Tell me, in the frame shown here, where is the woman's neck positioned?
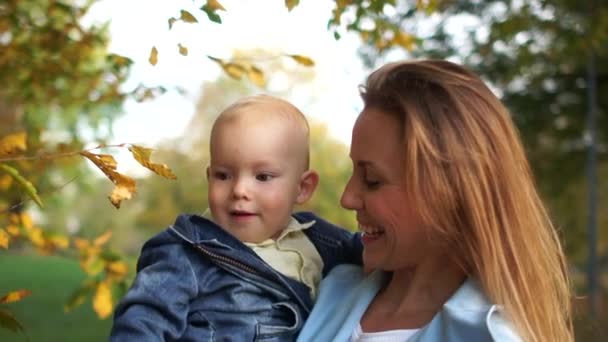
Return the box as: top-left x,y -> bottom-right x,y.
361,256 -> 466,331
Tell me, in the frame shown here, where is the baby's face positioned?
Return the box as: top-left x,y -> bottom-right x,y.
207,116 -> 307,243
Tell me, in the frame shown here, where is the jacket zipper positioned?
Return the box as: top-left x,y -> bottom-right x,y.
195,245 -> 260,275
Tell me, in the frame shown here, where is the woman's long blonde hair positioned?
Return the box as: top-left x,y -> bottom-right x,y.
361,60 -> 573,342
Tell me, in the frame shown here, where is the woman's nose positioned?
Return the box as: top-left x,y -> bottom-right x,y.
340,177 -> 362,210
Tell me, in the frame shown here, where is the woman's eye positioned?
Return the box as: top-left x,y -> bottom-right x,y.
256,174 -> 273,182
364,179 -> 381,189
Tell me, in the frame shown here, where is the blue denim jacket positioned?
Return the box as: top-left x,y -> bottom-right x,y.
109,212 -> 362,341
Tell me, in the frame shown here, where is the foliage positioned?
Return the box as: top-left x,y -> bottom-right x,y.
344,0 -> 608,267
0,254 -> 113,342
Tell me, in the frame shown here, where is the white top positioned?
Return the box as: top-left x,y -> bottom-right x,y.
349,324 -> 420,342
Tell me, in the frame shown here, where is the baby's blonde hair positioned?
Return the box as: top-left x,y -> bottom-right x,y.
211,94 -> 311,170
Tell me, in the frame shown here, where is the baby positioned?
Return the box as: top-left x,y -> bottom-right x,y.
110,95 -> 362,341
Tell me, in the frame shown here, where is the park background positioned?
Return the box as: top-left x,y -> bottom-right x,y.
0,0 -> 606,340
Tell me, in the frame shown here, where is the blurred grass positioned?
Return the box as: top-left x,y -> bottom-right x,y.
0,253 -> 111,342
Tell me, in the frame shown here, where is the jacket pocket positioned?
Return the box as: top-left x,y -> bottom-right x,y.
185,311 -> 215,341
254,302 -> 301,341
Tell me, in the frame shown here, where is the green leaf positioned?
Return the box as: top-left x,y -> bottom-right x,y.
201,4 -> 222,24
0,309 -> 24,333
64,281 -> 96,312
285,0 -> 300,12
0,164 -> 43,208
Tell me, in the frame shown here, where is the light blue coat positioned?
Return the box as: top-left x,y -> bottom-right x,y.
297,265 -> 523,341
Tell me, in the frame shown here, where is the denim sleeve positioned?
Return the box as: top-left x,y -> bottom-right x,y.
296,212 -> 363,273
109,238 -> 198,341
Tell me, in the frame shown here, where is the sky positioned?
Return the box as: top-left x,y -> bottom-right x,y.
84,0 -> 371,173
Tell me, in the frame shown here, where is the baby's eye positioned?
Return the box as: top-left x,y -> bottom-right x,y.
214,171 -> 229,180
256,174 -> 274,182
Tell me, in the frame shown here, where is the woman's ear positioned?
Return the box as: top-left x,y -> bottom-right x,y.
296,169 -> 319,205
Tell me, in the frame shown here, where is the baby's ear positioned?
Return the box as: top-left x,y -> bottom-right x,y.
296,170 -> 319,204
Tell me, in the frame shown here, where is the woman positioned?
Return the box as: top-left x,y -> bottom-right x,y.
297,60 -> 573,341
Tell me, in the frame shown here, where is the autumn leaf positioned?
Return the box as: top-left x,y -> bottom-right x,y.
93,281 -> 113,319
0,290 -> 31,304
287,54 -> 315,66
64,281 -> 96,312
149,46 -> 158,66
129,145 -> 177,180
80,151 -> 137,208
5,225 -> 19,237
0,309 -> 25,333
180,10 -> 198,23
285,0 -> 300,12
0,131 -> 26,156
108,182 -> 135,209
0,229 -> 9,249
168,17 -> 177,29
93,230 -> 113,247
106,261 -> 128,279
207,0 -> 226,11
178,43 -> 188,56
0,174 -> 12,190
247,66 -> 266,87
223,63 -> 248,80
0,164 -> 43,208
393,31 -> 416,51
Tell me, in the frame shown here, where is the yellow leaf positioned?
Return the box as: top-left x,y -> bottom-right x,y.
285,0 -> 300,12
80,151 -> 138,208
0,174 -> 13,190
180,10 -> 198,23
49,235 -> 70,249
93,282 -> 113,319
148,46 -> 158,66
207,0 -> 226,11
0,132 -> 26,156
0,289 -> 31,304
222,62 -> 247,80
93,230 -> 113,247
20,213 -> 33,229
129,145 -> 177,180
247,66 -> 266,87
73,237 -> 90,251
109,183 -> 135,209
393,31 -> 416,51
98,154 -> 117,170
6,225 -> 20,237
106,261 -> 128,278
178,43 -> 188,56
287,54 -> 314,66
0,229 -> 9,249
82,255 -> 105,276
27,227 -> 45,247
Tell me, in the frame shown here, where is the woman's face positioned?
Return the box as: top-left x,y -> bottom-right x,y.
341,107 -> 432,272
